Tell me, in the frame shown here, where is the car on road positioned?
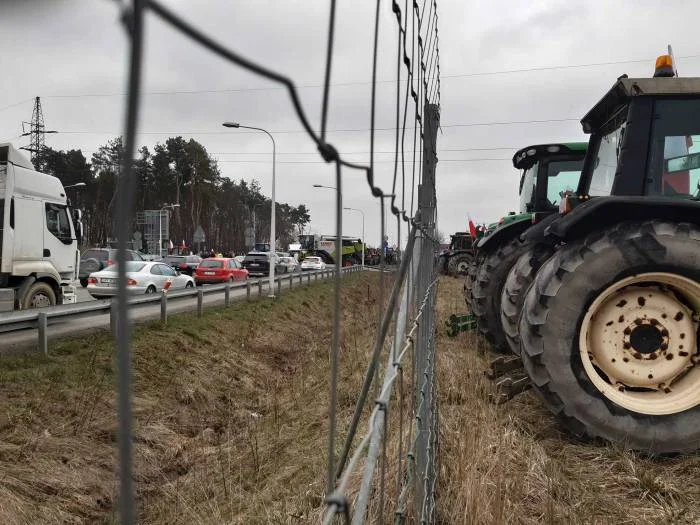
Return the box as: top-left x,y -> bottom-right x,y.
279,256 -> 300,273
241,251 -> 285,277
162,254 -> 202,276
79,248 -> 144,287
301,256 -> 326,271
86,261 -> 194,298
194,258 -> 249,285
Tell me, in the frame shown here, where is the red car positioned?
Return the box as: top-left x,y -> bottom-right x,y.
194,258 -> 249,285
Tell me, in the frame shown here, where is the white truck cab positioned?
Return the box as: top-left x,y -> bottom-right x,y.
0,143 -> 82,311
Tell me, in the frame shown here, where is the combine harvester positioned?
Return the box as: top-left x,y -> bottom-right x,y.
484,51 -> 699,454
297,233 -> 365,266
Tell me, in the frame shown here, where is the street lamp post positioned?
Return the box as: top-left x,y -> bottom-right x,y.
223,122 -> 276,298
343,207 -> 365,268
158,203 -> 180,258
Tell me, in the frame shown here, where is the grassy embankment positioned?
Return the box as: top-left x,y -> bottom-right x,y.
0,272 -> 393,524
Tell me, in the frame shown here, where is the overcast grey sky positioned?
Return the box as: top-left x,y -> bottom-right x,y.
2,0 -> 700,245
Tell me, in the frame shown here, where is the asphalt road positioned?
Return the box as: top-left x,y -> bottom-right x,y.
1,271 -> 330,353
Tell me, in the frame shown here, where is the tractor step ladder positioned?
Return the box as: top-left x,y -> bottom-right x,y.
484,355 -> 532,404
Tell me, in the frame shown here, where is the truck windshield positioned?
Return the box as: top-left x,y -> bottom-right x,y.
518,163 -> 537,213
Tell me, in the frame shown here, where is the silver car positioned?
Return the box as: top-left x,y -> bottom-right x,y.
87,261 -> 195,298
279,256 -> 300,273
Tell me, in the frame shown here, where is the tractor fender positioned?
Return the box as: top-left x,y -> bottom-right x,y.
546,196 -> 700,242
520,212 -> 558,245
476,218 -> 532,254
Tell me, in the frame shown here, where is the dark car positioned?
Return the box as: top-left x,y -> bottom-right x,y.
240,251 -> 285,277
79,248 -> 144,287
162,255 -> 202,276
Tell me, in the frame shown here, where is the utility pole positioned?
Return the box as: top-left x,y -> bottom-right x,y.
20,97 -> 57,170
414,103 -> 439,519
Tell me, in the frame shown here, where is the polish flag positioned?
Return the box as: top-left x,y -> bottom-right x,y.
468,216 -> 478,240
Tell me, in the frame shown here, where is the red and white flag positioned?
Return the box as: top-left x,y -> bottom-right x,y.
468,215 -> 478,239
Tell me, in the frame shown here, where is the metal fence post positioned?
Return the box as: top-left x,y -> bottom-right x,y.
197,290 -> 203,317
225,282 -> 231,307
258,280 -> 263,296
246,280 -> 251,300
160,291 -> 167,324
277,277 -> 282,294
38,312 -> 48,355
299,273 -> 303,285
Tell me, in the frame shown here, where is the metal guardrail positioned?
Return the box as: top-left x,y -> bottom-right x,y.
0,266 -> 364,350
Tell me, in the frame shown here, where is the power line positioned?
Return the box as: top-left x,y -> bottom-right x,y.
53,117 -> 579,137
212,158 -> 509,164
2,54 -> 697,112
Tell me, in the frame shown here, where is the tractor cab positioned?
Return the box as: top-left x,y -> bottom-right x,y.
449,232 -> 473,251
513,142 -> 587,219
554,53 -> 700,237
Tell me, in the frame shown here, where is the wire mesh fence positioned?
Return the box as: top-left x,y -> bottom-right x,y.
108,0 -> 441,522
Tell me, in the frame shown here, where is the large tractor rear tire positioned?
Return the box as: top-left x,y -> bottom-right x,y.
472,237 -> 529,353
519,221 -> 700,454
463,255 -> 481,310
447,252 -> 472,277
500,244 -> 555,354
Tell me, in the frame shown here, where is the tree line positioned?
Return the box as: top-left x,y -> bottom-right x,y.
38,137 -> 310,254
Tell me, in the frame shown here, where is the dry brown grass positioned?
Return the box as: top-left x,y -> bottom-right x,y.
0,273 -> 389,524
3,272 -> 696,524
436,275 -> 700,525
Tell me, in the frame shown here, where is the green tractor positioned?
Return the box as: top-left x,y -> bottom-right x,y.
507,53 -> 700,454
466,142 -> 587,352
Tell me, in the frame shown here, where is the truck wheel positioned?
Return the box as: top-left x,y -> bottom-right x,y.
22,282 -> 56,309
519,220 -> 700,454
448,253 -> 472,277
472,237 -> 529,353
80,278 -> 88,288
500,244 -> 555,354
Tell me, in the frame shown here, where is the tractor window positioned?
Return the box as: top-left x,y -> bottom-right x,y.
589,123 -> 626,196
518,163 -> 537,213
546,159 -> 585,207
646,99 -> 700,198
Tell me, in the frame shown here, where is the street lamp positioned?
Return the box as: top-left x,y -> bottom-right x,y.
63,182 -> 87,190
343,207 -> 365,268
223,121 -> 277,298
159,203 -> 180,258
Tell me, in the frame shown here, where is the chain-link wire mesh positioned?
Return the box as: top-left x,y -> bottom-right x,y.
108,1 -> 441,522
